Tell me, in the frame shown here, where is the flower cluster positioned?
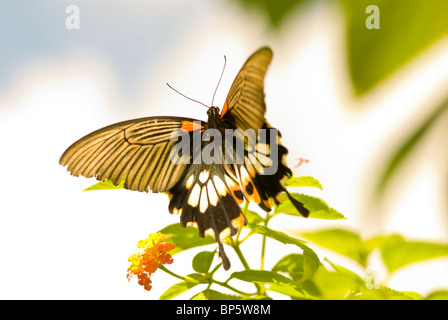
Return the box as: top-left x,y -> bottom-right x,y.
127,233 -> 175,291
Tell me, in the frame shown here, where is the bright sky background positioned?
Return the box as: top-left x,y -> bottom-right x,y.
0,1 -> 447,299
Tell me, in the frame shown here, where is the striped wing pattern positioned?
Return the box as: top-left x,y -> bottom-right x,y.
222,47 -> 273,131
59,117 -> 205,193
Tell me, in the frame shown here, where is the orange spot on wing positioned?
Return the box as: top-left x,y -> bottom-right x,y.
220,101 -> 228,118
181,121 -> 204,132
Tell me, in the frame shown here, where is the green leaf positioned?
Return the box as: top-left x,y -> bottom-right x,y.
299,228 -> 368,267
249,224 -> 319,282
234,0 -> 306,27
244,209 -> 264,224
363,235 -> 389,254
230,270 -> 294,285
275,193 -> 345,220
348,286 -> 423,300
266,283 -> 307,299
284,176 -> 323,189
191,289 -> 242,300
325,259 -> 365,285
82,175 -> 126,191
376,97 -> 448,196
312,266 -> 364,300
249,224 -> 307,249
159,273 -> 207,300
425,290 -> 448,300
342,0 -> 448,95
272,254 -> 306,281
240,295 -> 273,300
158,224 -> 215,255
379,235 -> 448,273
271,254 -> 319,299
159,281 -> 197,300
192,251 -> 216,274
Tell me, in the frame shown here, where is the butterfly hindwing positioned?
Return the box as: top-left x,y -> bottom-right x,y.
167,163 -> 246,270
233,122 -> 309,217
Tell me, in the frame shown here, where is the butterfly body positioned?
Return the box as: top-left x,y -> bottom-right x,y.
60,47 -> 309,270
205,106 -> 224,130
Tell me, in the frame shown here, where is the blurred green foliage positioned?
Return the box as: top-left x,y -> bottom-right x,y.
341,0 -> 448,94
376,97 -> 448,195
232,0 -> 448,211
300,228 -> 448,274
233,0 -> 306,26
156,223 -> 448,300
233,0 -> 448,94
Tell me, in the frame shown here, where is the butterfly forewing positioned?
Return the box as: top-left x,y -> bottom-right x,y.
221,47 -> 273,131
59,117 -> 205,193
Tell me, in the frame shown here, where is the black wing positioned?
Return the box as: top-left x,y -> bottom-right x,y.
167,161 -> 246,270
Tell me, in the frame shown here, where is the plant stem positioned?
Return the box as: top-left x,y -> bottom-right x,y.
158,264 -> 255,296
230,237 -> 251,270
211,279 -> 256,296
158,264 -> 187,282
260,211 -> 271,270
231,201 -> 251,270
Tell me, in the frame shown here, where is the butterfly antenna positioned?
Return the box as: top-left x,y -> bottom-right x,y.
211,55 -> 227,107
166,83 -> 209,109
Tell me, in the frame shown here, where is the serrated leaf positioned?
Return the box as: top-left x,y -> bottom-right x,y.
284,176 -> 323,189
299,228 -> 368,267
158,223 -> 215,255
192,251 -> 216,274
275,193 -> 345,220
230,270 -> 293,285
191,289 -> 242,300
348,286 -> 423,300
83,175 -> 126,191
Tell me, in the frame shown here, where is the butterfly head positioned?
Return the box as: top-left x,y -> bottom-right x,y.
206,106 -> 222,129
207,106 -> 221,119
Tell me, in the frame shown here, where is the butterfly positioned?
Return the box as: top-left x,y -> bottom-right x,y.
59,47 -> 309,270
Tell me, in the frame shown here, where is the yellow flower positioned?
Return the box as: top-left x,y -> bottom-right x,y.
127,233 -> 175,292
